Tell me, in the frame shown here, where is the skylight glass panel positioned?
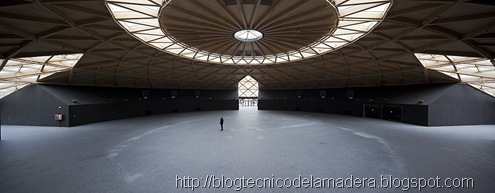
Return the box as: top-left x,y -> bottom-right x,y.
333,28 -> 363,35
108,0 -> 154,5
124,19 -> 160,27
108,4 -> 131,13
194,52 -> 208,59
224,59 -> 235,64
368,3 -> 390,12
153,38 -> 174,45
265,56 -> 276,63
150,42 -> 171,49
278,54 -> 289,62
474,60 -> 492,66
237,60 -> 248,65
196,54 -> 209,61
181,49 -> 197,57
313,43 -> 333,53
0,53 -> 84,98
254,57 -> 264,63
142,5 -> 160,12
114,12 -> 151,19
234,29 -> 263,42
440,72 -> 459,79
119,21 -> 140,29
339,3 -> 383,17
139,29 -> 167,36
135,33 -> 161,42
0,82 -> 29,99
344,11 -> 385,19
210,57 -> 221,63
459,74 -> 480,82
415,53 -> 495,97
297,53 -> 313,59
478,66 -> 494,72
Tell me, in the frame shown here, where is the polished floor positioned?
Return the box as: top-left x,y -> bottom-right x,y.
0,107 -> 494,193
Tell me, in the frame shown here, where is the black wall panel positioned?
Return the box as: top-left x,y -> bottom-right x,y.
428,85 -> 495,126
2,84 -> 493,127
259,84 -> 493,126
401,105 -> 428,126
0,84 -> 238,127
0,85 -> 69,127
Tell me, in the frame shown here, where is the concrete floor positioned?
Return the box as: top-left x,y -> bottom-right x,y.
0,107 -> 494,193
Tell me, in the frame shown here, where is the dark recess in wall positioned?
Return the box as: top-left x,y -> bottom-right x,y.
258,84 -> 495,126
0,84 -> 238,127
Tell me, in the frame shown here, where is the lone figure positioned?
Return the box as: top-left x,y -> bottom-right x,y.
219,117 -> 224,131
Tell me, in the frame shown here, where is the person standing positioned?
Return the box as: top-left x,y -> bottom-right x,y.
220,117 -> 224,131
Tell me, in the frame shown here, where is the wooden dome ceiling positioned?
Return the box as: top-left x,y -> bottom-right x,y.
0,0 -> 494,92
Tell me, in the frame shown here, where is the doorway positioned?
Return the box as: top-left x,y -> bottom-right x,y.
238,75 -> 258,107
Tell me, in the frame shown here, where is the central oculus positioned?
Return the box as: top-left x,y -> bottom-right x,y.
159,0 -> 338,57
234,30 -> 263,42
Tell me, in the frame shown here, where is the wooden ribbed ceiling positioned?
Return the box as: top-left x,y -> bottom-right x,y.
0,0 -> 494,91
160,0 -> 338,56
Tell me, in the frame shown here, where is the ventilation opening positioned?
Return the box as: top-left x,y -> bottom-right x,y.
238,75 -> 259,107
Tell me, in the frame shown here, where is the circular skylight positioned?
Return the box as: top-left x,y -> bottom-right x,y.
234,30 -> 263,42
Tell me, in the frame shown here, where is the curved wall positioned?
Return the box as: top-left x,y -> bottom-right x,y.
258,84 -> 495,126
0,84 -> 238,127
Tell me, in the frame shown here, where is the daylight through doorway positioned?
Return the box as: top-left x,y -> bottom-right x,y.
238,75 -> 258,107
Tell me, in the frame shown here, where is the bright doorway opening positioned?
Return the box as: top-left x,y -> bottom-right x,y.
238,75 -> 258,107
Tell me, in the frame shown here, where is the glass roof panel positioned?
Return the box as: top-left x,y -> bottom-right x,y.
0,82 -> 29,99
333,28 -> 363,35
415,53 -> 495,97
113,3 -> 158,16
0,54 -> 83,97
0,53 -> 84,99
108,3 -> 132,13
150,42 -> 172,49
113,11 -> 151,19
210,57 -> 221,63
224,59 -> 235,64
339,3 -> 384,17
124,19 -> 160,27
234,29 -> 263,42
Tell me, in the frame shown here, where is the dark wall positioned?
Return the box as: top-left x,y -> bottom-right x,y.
0,85 -> 69,126
68,98 -> 238,126
1,84 -> 238,127
259,84 -> 495,126
428,84 -> 495,126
